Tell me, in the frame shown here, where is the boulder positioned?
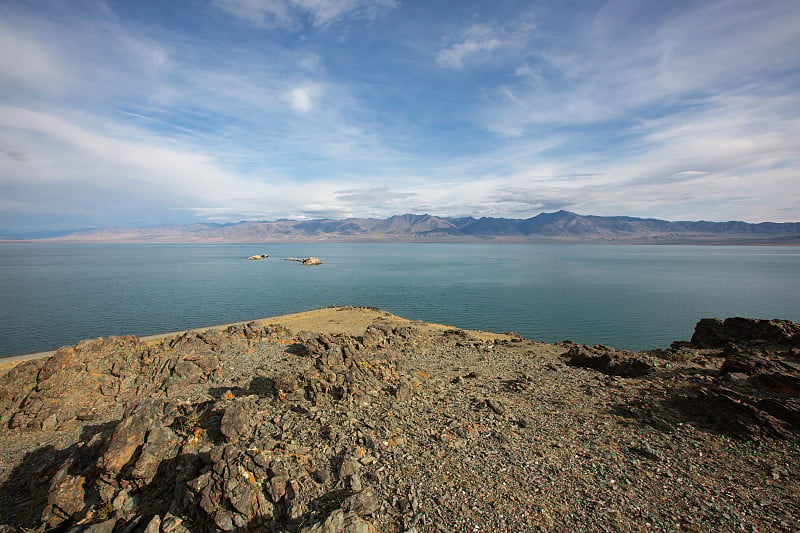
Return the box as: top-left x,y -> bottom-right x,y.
100,400 -> 168,474
131,424 -> 180,483
564,345 -> 653,377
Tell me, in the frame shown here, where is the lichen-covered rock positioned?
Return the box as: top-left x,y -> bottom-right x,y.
186,445 -> 273,530
41,458 -> 86,527
131,423 -> 180,484
100,400 -> 170,474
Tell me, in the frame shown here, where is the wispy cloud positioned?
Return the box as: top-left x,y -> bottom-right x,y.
0,0 -> 798,233
213,0 -> 397,27
436,25 -> 505,69
436,22 -> 536,70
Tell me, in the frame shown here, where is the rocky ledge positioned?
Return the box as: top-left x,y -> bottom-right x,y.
0,308 -> 798,532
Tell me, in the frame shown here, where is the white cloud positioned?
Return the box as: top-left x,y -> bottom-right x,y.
483,0 -> 800,132
0,19 -> 72,96
1,0 -> 799,232
212,0 -> 294,27
436,25 -> 504,69
285,87 -> 314,112
673,171 -> 707,177
213,0 -> 397,28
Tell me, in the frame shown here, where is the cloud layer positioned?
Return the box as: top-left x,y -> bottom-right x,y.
1,0 -> 799,233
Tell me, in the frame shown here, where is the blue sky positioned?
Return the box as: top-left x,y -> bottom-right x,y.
1,0 -> 799,233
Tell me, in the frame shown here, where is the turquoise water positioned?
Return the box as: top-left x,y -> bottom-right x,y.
1,243 -> 798,357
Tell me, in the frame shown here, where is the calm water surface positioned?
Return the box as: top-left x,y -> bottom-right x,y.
1,243 -> 799,357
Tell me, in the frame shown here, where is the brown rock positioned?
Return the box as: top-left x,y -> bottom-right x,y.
37,347 -> 76,383
394,382 -> 413,402
301,509 -> 376,533
342,488 -> 380,515
220,400 -> 250,441
41,459 -> 86,526
100,401 -> 164,474
82,518 -> 116,533
131,424 -> 180,483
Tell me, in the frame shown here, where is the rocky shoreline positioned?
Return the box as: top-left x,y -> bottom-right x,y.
0,308 -> 798,532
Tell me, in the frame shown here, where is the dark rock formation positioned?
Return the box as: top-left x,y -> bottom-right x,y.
564,344 -> 654,377
691,317 -> 800,348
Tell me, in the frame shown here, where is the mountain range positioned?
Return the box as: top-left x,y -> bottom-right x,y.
7,211 -> 800,244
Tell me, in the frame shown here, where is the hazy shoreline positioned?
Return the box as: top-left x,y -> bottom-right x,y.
4,211 -> 799,245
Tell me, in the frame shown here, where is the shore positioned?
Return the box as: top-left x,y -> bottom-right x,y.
0,308 -> 798,532
0,307 -> 506,376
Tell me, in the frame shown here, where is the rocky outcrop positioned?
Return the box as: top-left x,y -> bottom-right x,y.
563,343 -> 654,377
691,317 -> 800,348
1,311 -> 799,532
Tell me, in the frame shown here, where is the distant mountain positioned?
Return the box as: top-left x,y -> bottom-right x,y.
22,211 -> 800,244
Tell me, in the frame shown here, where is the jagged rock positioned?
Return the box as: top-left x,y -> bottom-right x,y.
131,424 -> 180,484
565,345 -> 653,377
342,488 -> 380,515
220,399 -> 250,441
100,401 -> 168,474
273,372 -> 300,394
749,373 -> 800,397
0,360 -> 43,411
171,359 -> 204,382
37,346 -> 77,383
672,386 -> 789,438
691,317 -> 800,348
338,458 -> 360,480
268,475 -> 289,502
161,513 -> 191,533
144,514 -> 161,533
41,458 -> 86,526
112,488 -> 134,512
169,329 -> 247,359
4,311 -> 800,533
720,345 -> 800,376
301,509 -> 376,533
186,445 -> 272,530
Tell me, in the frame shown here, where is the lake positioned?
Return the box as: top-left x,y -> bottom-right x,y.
1,242 -> 799,357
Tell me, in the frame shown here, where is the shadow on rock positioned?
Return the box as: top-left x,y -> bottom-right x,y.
0,422 -> 115,530
615,381 -> 800,441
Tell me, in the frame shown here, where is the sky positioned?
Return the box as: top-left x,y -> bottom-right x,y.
1,0 -> 799,234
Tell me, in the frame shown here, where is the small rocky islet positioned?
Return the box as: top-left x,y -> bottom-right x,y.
0,308 -> 798,532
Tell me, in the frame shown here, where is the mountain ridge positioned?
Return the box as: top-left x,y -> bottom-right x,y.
7,210 -> 800,244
